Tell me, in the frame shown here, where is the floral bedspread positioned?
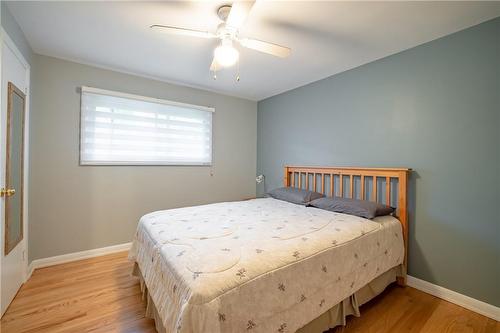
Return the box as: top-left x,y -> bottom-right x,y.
129,198 -> 404,333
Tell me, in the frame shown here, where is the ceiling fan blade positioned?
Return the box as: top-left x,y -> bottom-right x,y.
226,1 -> 255,29
151,25 -> 216,39
239,38 -> 291,58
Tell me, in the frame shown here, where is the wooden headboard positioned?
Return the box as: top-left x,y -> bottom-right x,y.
284,165 -> 411,285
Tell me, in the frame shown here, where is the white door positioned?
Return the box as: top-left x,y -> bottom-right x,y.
0,30 -> 30,317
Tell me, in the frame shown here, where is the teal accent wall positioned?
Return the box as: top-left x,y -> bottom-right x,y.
257,18 -> 500,306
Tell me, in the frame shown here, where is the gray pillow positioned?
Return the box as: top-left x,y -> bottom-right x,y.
267,187 -> 325,205
308,196 -> 394,219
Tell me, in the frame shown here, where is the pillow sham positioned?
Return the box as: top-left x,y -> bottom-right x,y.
308,196 -> 394,219
267,187 -> 325,205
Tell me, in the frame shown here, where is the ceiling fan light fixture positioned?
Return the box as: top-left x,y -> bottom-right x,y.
151,1 -> 291,79
214,40 -> 239,67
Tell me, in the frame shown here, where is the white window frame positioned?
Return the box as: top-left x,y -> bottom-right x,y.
79,86 -> 214,166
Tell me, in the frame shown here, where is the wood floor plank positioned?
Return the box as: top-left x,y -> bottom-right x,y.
1,252 -> 497,333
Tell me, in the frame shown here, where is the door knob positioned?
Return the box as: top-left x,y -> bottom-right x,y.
0,188 -> 16,197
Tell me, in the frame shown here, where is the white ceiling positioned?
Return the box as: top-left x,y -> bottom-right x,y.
7,1 -> 500,101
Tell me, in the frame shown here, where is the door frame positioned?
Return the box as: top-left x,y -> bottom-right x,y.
0,28 -> 31,286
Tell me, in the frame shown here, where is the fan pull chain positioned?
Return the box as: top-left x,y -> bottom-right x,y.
236,57 -> 240,82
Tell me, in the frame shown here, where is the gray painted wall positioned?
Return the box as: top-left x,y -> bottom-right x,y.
30,55 -> 257,261
257,18 -> 500,306
1,2 -> 33,65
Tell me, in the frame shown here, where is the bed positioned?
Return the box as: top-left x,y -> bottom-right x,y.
129,166 -> 411,333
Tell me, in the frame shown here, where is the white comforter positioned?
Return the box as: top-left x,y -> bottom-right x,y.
129,198 -> 404,333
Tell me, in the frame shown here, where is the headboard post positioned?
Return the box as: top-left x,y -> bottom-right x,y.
284,165 -> 411,286
283,166 -> 290,187
397,170 -> 409,285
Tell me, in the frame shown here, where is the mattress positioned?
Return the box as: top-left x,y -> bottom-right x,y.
129,198 -> 404,333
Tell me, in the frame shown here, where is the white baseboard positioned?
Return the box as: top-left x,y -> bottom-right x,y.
26,242 -> 132,281
24,247 -> 498,321
407,275 -> 499,321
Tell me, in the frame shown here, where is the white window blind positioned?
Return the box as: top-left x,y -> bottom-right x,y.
80,87 -> 213,165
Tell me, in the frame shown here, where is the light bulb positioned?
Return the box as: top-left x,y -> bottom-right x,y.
214,41 -> 239,67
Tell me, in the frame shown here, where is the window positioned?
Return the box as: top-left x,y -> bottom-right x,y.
80,87 -> 213,165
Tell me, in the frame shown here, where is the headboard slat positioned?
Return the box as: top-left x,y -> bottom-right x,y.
361,175 -> 365,200
386,177 -> 391,205
321,174 -> 325,194
339,175 -> 344,197
284,165 -> 411,285
330,174 -> 334,197
349,175 -> 354,198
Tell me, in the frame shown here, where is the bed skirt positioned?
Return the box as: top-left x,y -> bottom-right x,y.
133,264 -> 401,333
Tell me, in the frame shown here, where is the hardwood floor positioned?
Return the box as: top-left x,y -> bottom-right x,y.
1,252 -> 498,333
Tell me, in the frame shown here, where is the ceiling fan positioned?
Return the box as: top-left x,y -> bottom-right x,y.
151,1 -> 291,80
